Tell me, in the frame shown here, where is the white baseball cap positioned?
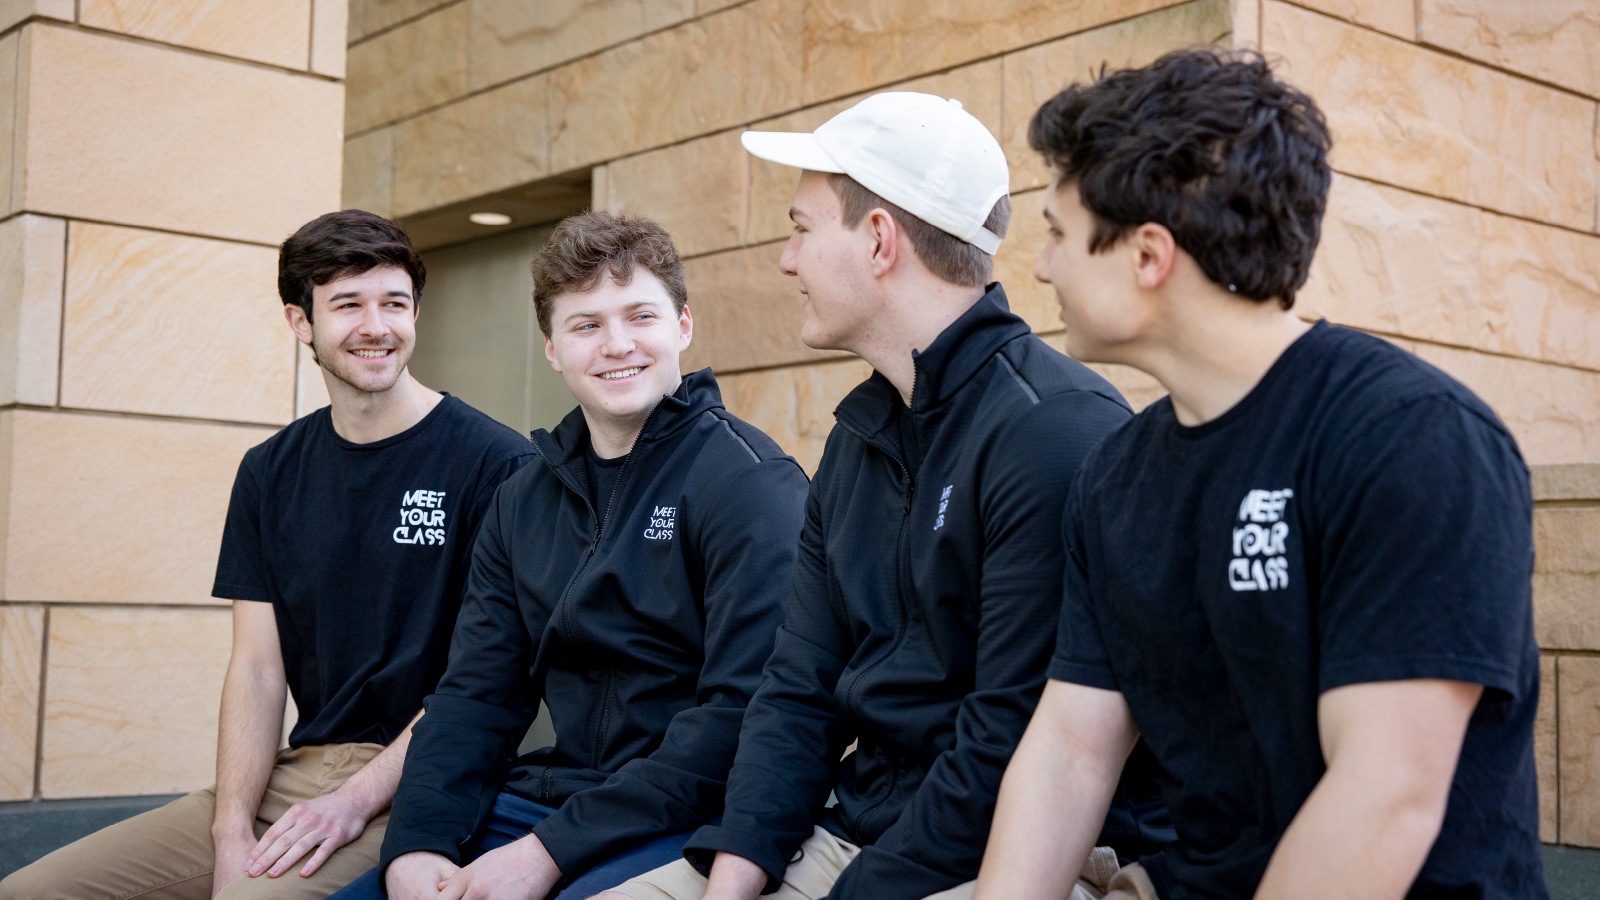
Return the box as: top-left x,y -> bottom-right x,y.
741,92 -> 1010,254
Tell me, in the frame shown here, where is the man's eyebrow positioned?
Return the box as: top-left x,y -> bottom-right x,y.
560,299 -> 663,326
326,289 -> 412,302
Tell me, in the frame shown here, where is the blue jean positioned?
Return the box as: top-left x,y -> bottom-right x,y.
327,791 -> 696,900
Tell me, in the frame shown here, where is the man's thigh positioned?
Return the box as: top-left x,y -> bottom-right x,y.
0,788 -> 218,900
216,811 -> 388,900
606,826 -> 861,900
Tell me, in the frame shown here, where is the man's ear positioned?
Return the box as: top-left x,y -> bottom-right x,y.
283,304 -> 313,346
1131,222 -> 1178,291
543,334 -> 562,373
865,207 -> 900,278
677,304 -> 693,351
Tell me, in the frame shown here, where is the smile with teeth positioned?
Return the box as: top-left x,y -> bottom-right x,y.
599,367 -> 643,380
352,349 -> 392,358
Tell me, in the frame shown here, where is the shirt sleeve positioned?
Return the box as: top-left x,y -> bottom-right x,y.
1314,397 -> 1535,701
533,456 -> 809,876
212,452 -> 271,603
828,392 -> 1132,900
1047,469 -> 1118,691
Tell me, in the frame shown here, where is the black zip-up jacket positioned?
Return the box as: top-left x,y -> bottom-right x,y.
379,369 -> 809,880
684,287 -> 1171,900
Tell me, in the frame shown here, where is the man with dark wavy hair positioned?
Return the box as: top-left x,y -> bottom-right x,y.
975,50 -> 1546,900
0,210 -> 537,900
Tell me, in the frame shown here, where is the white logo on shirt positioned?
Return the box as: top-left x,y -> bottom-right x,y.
394,489 -> 448,546
644,505 -> 676,541
1229,488 -> 1293,591
934,485 -> 953,531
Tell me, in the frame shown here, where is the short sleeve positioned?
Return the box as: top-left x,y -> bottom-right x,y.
1315,397 -> 1534,700
212,452 -> 271,603
1048,473 -> 1118,691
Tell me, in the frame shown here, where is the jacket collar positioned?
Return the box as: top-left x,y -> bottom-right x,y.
531,367 -> 725,466
834,283 -> 1030,437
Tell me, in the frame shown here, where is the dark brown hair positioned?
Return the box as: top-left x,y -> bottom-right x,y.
277,209 -> 425,323
827,174 -> 1011,288
1027,49 -> 1331,309
532,211 -> 688,337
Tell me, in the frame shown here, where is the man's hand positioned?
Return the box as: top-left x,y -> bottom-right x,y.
434,835 -> 561,900
212,826 -> 258,898
702,852 -> 769,900
387,851 -> 461,900
246,789 -> 370,879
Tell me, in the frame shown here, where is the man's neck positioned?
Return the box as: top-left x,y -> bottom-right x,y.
1127,296 -> 1311,427
853,279 -> 987,407
325,369 -> 444,444
582,378 -> 681,459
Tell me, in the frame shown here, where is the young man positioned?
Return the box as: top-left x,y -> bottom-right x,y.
0,210 -> 536,900
976,50 -> 1546,900
602,92 -> 1168,900
328,211 -> 809,900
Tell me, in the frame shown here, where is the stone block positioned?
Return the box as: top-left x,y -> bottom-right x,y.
78,0 -> 312,70
60,222 -> 295,425
745,59 -> 1002,246
349,0 -> 455,41
17,24 -> 344,247
345,2 -> 468,135
343,127 -> 396,218
1293,0 -> 1414,39
466,0 -> 695,93
0,604 -> 43,801
1419,0 -> 1600,99
801,0 -> 1182,105
1533,505 -> 1600,652
1411,343 -> 1600,465
1299,174 -> 1600,372
39,605 -> 231,798
1536,653 -> 1556,843
0,0 -> 73,33
393,74 -> 549,216
718,358 -> 873,475
297,342 -> 330,419
1041,332 -> 1169,412
311,0 -> 349,78
606,130 -> 747,259
1532,463 -> 1600,503
548,0 -> 803,173
696,0 -> 744,13
0,214 -> 65,407
681,241 -> 849,374
1229,0 -> 1259,48
1001,0 -> 1232,192
1263,1 -> 1595,230
0,410 -> 273,606
1559,655 -> 1600,847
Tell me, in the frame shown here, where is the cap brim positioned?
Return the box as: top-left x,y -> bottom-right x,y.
740,131 -> 846,174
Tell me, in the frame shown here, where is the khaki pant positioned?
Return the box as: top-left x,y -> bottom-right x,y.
608,829 -> 1159,900
0,743 -> 385,900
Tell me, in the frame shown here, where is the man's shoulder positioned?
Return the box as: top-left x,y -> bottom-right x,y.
242,405 -> 330,472
694,407 -> 803,469
434,396 -> 535,462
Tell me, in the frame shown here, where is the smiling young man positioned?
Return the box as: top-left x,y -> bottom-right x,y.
0,210 -> 536,900
325,211 -> 808,900
973,50 -> 1546,900
599,92 -> 1169,900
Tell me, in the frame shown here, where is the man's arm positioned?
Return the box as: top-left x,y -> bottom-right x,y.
973,679 -> 1137,900
244,709 -> 424,880
212,600 -> 289,898
1254,679 -> 1481,899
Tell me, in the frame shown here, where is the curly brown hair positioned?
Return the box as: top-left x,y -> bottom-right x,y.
531,211 -> 688,337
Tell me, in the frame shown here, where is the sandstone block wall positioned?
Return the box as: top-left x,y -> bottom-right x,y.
0,2 -> 344,801
343,0 -> 1600,846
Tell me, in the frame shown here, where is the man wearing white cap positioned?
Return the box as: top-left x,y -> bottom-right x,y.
596,93 -> 1169,900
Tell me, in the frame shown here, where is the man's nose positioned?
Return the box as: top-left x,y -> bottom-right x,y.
600,321 -> 634,356
778,232 -> 801,276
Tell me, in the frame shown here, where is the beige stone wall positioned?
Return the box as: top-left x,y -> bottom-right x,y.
0,2 -> 344,800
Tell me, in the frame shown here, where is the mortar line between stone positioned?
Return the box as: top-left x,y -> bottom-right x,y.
0,600 -> 234,612
1335,169 -> 1600,243
32,606 -> 49,800
0,403 -> 288,432
34,20 -> 340,85
1553,651 -> 1561,841
345,0 -> 469,49
26,215 -> 281,250
306,0 -> 315,73
55,220 -> 66,408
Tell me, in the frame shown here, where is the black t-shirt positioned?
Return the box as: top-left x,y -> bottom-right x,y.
1051,322 -> 1544,899
212,395 -> 535,748
583,444 -> 629,529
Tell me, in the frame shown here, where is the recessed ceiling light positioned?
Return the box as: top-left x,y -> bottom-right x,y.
469,212 -> 512,226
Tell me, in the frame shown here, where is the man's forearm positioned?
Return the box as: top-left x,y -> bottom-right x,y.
330,710 -> 421,819
212,663 -> 287,838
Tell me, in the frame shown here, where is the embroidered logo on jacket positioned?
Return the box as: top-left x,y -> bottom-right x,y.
394,489 -> 448,545
1229,488 -> 1293,591
934,485 -> 953,531
644,505 -> 676,541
